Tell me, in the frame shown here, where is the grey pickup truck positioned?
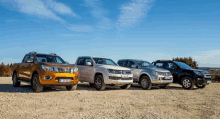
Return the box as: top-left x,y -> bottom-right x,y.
118,59 -> 173,90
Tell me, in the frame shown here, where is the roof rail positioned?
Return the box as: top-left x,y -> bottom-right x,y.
28,51 -> 37,54
49,53 -> 57,55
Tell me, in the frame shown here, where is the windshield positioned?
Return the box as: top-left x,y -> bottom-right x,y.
175,62 -> 192,69
137,61 -> 155,67
36,54 -> 66,64
93,58 -> 118,66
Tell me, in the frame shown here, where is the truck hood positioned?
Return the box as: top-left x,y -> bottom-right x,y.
41,62 -> 76,68
190,69 -> 210,74
97,65 -> 131,70
143,67 -> 170,72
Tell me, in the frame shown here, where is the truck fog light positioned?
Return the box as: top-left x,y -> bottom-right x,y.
75,76 -> 78,80
44,76 -> 52,80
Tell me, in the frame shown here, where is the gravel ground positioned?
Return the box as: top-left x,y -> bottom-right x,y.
0,77 -> 220,119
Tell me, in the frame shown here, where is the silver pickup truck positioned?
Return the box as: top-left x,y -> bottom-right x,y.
118,59 -> 173,89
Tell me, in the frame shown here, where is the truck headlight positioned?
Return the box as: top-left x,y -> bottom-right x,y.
71,67 -> 78,73
41,65 -> 54,71
194,71 -> 203,76
153,71 -> 163,76
107,69 -> 117,74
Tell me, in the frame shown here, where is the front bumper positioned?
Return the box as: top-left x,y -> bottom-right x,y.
104,73 -> 133,86
39,71 -> 79,86
151,75 -> 173,84
196,78 -> 211,85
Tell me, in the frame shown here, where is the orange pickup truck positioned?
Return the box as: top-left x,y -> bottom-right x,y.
12,52 -> 79,92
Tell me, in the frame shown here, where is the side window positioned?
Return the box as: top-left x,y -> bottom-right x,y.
164,62 -> 176,69
22,55 -> 30,63
118,61 -> 127,67
85,58 -> 93,65
127,61 -> 135,68
155,63 -> 164,68
77,58 -> 85,65
28,55 -> 34,61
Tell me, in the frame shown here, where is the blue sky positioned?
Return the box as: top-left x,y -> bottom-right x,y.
0,0 -> 220,67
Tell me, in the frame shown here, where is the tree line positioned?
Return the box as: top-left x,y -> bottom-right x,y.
0,63 -> 13,77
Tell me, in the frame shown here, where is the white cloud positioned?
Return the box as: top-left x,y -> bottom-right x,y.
192,50 -> 220,67
45,0 -> 78,17
67,25 -> 93,32
83,0 -> 113,30
118,0 -> 154,27
0,0 -> 78,23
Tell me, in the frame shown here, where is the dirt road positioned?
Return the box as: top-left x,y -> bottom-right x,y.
0,77 -> 220,119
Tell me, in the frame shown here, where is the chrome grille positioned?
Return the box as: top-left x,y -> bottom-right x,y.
56,67 -> 71,73
113,70 -> 132,74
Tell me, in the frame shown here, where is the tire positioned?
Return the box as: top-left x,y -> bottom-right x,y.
120,84 -> 131,89
89,83 -> 94,87
32,74 -> 43,93
12,72 -> 20,87
181,77 -> 194,90
140,76 -> 152,90
159,84 -> 170,89
195,84 -> 206,89
94,75 -> 105,91
66,84 -> 77,91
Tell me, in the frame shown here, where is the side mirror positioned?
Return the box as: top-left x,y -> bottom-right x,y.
86,62 -> 92,66
131,65 -> 138,68
173,65 -> 178,70
27,60 -> 33,63
65,61 -> 69,64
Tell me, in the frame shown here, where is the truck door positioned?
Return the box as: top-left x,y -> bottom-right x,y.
83,58 -> 95,83
18,55 -> 30,81
127,60 -> 140,82
25,54 -> 35,81
76,58 -> 86,82
164,62 -> 179,83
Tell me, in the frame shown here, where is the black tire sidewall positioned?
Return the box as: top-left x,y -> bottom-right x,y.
140,76 -> 152,90
181,77 -> 194,90
94,75 -> 105,90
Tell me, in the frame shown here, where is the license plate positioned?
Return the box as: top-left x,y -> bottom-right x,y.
59,79 -> 71,83
121,75 -> 129,78
164,77 -> 170,80
207,80 -> 211,83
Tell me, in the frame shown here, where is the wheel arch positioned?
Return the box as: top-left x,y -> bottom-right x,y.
139,73 -> 151,83
94,72 -> 103,82
31,71 -> 38,84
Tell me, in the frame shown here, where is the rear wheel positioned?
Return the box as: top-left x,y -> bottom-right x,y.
120,84 -> 131,89
32,74 -> 43,93
159,84 -> 170,89
12,72 -> 20,87
94,75 -> 105,91
181,77 -> 194,90
66,84 -> 77,91
140,76 -> 152,90
195,84 -> 206,89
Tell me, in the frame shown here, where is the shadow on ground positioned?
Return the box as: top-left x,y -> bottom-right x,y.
0,83 -> 197,93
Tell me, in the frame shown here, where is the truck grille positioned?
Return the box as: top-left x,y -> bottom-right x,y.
113,70 -> 132,74
56,67 -> 72,73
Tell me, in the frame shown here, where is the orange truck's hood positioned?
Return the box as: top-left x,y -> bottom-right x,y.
41,62 -> 76,68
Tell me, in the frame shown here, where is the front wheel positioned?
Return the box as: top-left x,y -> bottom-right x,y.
140,76 -> 152,90
32,74 -> 43,93
66,84 -> 77,91
120,84 -> 131,89
94,75 -> 105,91
181,77 -> 194,90
195,84 -> 206,89
12,72 -> 20,87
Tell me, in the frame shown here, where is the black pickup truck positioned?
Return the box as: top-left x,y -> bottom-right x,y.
152,60 -> 211,90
